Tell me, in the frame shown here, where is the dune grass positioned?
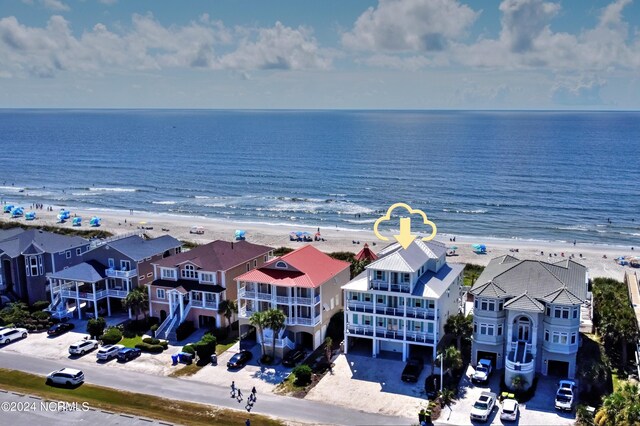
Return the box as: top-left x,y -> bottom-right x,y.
0,368 -> 282,426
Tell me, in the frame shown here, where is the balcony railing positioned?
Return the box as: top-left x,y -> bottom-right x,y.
505,357 -> 535,373
60,289 -> 108,299
406,331 -> 435,344
191,299 -> 204,307
405,307 -> 435,320
204,300 -> 218,310
238,288 -> 256,298
286,315 -> 321,326
105,268 -> 137,279
262,336 -> 296,350
239,307 -> 255,318
370,280 -> 410,293
276,295 -> 289,304
375,306 -> 405,317
107,289 -> 128,298
347,301 -> 374,313
347,325 -> 374,337
375,327 -> 405,340
257,292 -> 272,301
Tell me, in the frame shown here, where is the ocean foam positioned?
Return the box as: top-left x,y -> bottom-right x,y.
152,201 -> 177,205
88,187 -> 137,193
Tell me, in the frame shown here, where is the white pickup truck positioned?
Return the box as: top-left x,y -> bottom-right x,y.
555,380 -> 576,411
471,359 -> 493,384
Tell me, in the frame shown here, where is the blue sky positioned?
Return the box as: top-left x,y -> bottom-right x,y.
1,0 -> 639,109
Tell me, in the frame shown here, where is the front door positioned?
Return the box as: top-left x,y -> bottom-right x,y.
517,322 -> 530,341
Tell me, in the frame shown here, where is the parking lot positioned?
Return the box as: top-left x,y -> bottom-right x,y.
445,365 -> 576,425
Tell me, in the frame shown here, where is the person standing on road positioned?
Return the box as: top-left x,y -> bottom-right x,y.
251,386 -> 257,398
237,388 -> 243,402
230,381 -> 236,397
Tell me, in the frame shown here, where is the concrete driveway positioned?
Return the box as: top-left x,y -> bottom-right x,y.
443,365 -> 576,425
185,342 -> 291,394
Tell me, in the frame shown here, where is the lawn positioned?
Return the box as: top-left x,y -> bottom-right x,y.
216,336 -> 239,355
120,335 -> 143,348
463,264 -> 484,287
0,368 -> 282,426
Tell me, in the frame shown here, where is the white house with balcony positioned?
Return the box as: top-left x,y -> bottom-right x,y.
470,255 -> 588,388
236,245 -> 350,357
342,240 -> 463,362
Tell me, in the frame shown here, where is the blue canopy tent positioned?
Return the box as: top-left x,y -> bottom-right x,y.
235,230 -> 246,241
89,216 -> 101,227
10,207 -> 24,218
25,212 -> 36,221
3,204 -> 14,213
472,244 -> 487,254
59,209 -> 71,220
72,217 -> 82,226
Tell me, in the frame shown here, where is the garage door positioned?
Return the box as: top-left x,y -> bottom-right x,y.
476,351 -> 497,367
547,360 -> 569,377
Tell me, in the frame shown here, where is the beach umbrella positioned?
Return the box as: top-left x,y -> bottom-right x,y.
235,230 -> 246,240
3,205 -> 14,213
72,217 -> 82,226
25,212 -> 36,221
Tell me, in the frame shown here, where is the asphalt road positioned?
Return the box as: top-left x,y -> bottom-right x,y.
0,351 -> 411,425
0,390 -> 169,425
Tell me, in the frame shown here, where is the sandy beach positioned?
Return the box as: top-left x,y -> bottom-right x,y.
1,203 -> 637,281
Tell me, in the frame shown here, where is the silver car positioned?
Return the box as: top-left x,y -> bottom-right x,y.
96,344 -> 124,360
500,398 -> 519,421
0,327 -> 28,344
69,339 -> 100,355
46,368 -> 85,386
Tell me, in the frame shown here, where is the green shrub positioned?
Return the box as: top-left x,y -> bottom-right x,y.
143,337 -> 161,345
87,317 -> 107,339
182,345 -> 195,355
175,321 -> 195,341
193,334 -> 217,360
292,364 -> 313,386
30,300 -> 50,312
150,324 -> 159,332
209,327 -> 229,341
32,311 -> 50,321
135,342 -> 164,353
100,327 -> 123,345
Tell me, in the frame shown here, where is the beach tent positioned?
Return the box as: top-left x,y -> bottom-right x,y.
25,212 -> 36,221
235,230 -> 246,241
89,216 -> 101,227
10,207 -> 24,218
355,243 -> 378,262
3,205 -> 14,214
59,209 -> 71,220
72,217 -> 82,226
472,244 -> 487,254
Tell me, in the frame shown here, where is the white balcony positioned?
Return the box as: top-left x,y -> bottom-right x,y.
505,357 -> 535,373
238,288 -> 256,298
405,331 -> 435,344
107,289 -> 128,298
370,280 -> 410,293
256,292 -> 272,301
286,315 -> 321,326
347,301 -> 374,313
105,268 -> 137,279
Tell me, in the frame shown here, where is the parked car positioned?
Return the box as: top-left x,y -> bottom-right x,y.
471,359 -> 492,384
0,327 -> 28,344
401,357 -> 425,383
424,374 -> 441,399
500,398 -> 519,422
227,350 -> 253,369
117,347 -> 142,362
96,344 -> 124,361
46,368 -> 84,386
470,391 -> 496,422
555,379 -> 576,411
47,322 -> 75,336
69,339 -> 99,355
282,349 -> 307,367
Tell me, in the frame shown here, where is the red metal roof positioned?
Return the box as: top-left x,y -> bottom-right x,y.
355,243 -> 378,262
235,245 -> 350,288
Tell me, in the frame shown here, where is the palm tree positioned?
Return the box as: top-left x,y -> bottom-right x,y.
218,299 -> 238,334
324,336 -> 333,363
249,311 -> 268,357
510,375 -> 527,391
444,313 -> 473,351
596,381 -> 640,426
122,287 -> 148,321
265,309 -> 287,358
442,345 -> 463,377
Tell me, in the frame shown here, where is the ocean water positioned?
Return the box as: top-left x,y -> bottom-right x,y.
0,109 -> 638,245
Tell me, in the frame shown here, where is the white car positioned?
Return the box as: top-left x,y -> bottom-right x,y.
471,359 -> 492,384
470,391 -> 496,422
69,339 -> 100,355
96,344 -> 124,360
0,327 -> 28,344
500,398 -> 519,422
555,379 -> 576,411
46,368 -> 84,386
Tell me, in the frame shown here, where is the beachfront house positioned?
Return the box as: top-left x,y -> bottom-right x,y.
236,245 -> 350,357
47,233 -> 181,319
342,240 -> 463,362
469,255 -> 588,387
149,240 -> 273,340
0,228 -> 90,304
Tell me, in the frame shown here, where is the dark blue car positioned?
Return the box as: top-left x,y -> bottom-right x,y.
117,347 -> 141,362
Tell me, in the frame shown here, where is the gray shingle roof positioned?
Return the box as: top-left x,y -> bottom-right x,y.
0,229 -> 87,257
541,287 -> 583,305
503,292 -> 545,312
105,235 -> 181,262
367,240 -> 446,273
473,281 -> 508,298
471,256 -> 587,305
48,260 -> 107,283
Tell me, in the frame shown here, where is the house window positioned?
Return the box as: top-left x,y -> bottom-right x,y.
546,305 -> 551,316
402,273 -> 410,283
571,333 -> 577,345
427,322 -> 434,333
200,273 -> 214,283
473,322 -> 477,333
572,307 -> 579,319
157,289 -> 166,299
474,299 -> 478,309
264,255 -> 268,262
375,270 -> 385,281
498,301 -> 504,311
497,324 -> 503,336
377,295 -> 384,304
552,331 -> 569,344
253,260 -> 257,268
246,263 -> 250,272
161,268 -> 176,280
27,256 -> 39,276
364,294 -> 371,302
545,329 -> 550,341
147,272 -> 152,278
363,316 -> 371,326
76,248 -> 82,256
353,315 -> 358,325
66,251 -> 71,259
182,264 -> 196,279
480,324 -> 487,335
275,261 -> 287,269
121,260 -> 131,271
554,307 -> 570,319
377,318 -> 384,327
427,300 -> 435,310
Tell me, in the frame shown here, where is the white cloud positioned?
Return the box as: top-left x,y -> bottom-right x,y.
498,0 -> 560,53
342,0 -> 478,52
42,0 -> 70,12
0,14 -> 331,78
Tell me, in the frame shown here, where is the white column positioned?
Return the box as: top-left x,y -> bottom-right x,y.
148,284 -> 153,317
107,296 -> 111,316
75,281 -> 81,320
169,292 -> 175,317
402,342 -> 408,362
179,293 -> 184,321
92,282 -> 98,318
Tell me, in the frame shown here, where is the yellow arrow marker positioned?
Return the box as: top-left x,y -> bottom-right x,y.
394,217 -> 417,249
